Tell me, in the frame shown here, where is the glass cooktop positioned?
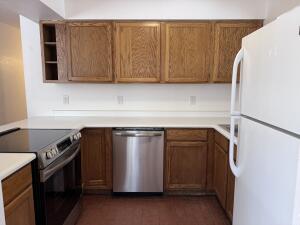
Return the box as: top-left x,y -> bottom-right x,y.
0,128 -> 72,153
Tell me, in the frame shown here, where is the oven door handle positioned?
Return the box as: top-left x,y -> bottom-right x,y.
40,145 -> 80,182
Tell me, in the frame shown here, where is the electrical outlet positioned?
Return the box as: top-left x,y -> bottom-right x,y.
63,95 -> 69,105
117,96 -> 124,105
189,96 -> 196,105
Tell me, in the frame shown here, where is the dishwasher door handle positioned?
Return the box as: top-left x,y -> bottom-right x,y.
114,132 -> 162,137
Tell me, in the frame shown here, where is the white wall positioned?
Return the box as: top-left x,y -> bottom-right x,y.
64,0 -> 267,19
0,22 -> 27,124
265,0 -> 300,23
20,15 -> 232,118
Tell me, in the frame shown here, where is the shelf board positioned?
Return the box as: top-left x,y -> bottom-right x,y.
45,61 -> 57,64
44,42 -> 56,45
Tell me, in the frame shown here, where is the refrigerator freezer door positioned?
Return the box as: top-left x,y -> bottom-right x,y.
233,117 -> 300,225
240,7 -> 300,135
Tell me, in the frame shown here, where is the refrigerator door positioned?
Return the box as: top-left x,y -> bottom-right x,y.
233,117 -> 300,225
239,7 -> 300,135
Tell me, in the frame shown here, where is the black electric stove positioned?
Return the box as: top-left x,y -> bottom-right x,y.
0,128 -> 72,153
0,128 -> 82,225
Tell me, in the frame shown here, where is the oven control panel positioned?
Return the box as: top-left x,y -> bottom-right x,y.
38,130 -> 81,169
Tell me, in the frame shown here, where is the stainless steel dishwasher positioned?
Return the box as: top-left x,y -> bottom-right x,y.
112,128 -> 164,193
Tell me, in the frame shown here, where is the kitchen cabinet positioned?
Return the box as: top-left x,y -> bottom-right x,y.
213,131 -> 236,221
114,22 -> 161,82
213,142 -> 228,209
81,128 -> 112,192
212,21 -> 262,83
67,22 -> 113,82
226,160 -> 235,221
163,22 -> 214,83
40,21 -> 68,82
2,164 -> 35,225
165,129 -> 214,191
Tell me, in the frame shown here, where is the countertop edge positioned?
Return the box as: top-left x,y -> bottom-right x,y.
0,154 -> 36,181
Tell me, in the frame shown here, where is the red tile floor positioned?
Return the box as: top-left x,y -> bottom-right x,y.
76,195 -> 230,225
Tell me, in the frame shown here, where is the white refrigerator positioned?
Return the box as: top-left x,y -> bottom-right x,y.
229,6 -> 300,225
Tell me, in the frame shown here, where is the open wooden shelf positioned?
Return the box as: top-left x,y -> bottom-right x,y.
42,23 -> 59,82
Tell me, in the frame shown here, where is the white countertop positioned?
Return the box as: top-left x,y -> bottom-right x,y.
0,116 -> 234,141
0,116 -> 234,140
0,153 -> 36,181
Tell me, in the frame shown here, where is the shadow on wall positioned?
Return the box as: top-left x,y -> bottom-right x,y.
0,21 -> 27,125
265,0 -> 300,23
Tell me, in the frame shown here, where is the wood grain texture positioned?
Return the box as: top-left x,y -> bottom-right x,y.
166,128 -> 208,141
114,22 -> 161,83
215,131 -> 229,152
4,185 -> 35,225
67,22 -> 113,82
166,141 -> 208,190
81,128 -> 112,191
164,22 -> 214,83
55,23 -> 68,82
213,143 -> 228,209
226,145 -> 237,221
212,21 -> 262,83
2,164 -> 32,206
206,129 -> 215,191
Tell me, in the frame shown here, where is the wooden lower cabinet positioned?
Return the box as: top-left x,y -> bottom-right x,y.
213,143 -> 228,208
165,129 -> 214,192
226,164 -> 235,221
213,131 -> 236,222
166,141 -> 208,190
2,164 -> 35,225
81,128 -> 112,192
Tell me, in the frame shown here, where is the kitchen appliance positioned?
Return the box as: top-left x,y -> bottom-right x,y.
229,7 -> 300,225
112,128 -> 164,193
0,128 -> 82,225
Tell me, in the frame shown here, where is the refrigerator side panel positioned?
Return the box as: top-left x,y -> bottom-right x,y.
240,7 -> 300,135
233,117 -> 300,225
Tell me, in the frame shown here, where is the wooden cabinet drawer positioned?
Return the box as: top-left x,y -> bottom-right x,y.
166,129 -> 208,141
4,185 -> 35,225
215,131 -> 229,152
2,164 -> 32,206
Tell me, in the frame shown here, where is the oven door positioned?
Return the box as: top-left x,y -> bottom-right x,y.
39,141 -> 82,225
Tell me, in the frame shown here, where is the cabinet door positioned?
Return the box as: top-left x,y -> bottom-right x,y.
67,22 -> 113,82
163,22 -> 214,83
212,21 -> 262,83
114,22 -> 161,82
166,141 -> 208,190
81,128 -> 112,191
226,145 -> 237,221
213,143 -> 228,208
4,185 -> 35,225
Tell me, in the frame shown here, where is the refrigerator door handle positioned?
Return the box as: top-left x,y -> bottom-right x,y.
229,116 -> 241,177
230,48 -> 244,116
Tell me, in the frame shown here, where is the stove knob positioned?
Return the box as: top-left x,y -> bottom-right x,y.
46,151 -> 54,159
73,134 -> 79,140
78,132 -> 82,138
51,148 -> 57,155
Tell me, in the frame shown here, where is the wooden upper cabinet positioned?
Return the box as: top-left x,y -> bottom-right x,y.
166,141 -> 208,190
114,22 -> 161,83
163,22 -> 214,83
212,21 -> 262,83
67,22 -> 113,82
